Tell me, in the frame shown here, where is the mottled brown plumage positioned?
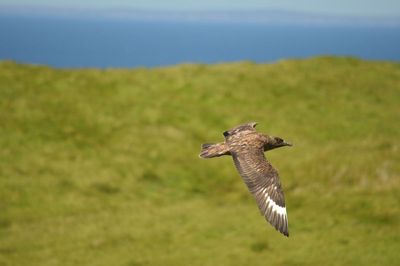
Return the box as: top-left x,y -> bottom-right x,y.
199,122 -> 292,236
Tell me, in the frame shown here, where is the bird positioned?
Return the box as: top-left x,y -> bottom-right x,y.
199,122 -> 292,236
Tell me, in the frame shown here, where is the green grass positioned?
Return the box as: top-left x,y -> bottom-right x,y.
0,57 -> 399,266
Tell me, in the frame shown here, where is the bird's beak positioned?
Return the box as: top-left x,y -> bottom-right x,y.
282,140 -> 293,147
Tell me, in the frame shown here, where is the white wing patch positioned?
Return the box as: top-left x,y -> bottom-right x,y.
260,187 -> 287,216
266,195 -> 287,216
260,187 -> 289,234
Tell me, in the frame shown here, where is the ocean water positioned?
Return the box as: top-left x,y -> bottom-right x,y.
0,14 -> 399,68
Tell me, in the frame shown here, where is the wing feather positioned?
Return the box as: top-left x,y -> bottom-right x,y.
232,148 -> 289,237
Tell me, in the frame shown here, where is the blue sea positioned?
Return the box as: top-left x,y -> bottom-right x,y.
0,14 -> 399,68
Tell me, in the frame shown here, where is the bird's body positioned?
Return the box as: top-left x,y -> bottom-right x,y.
199,122 -> 292,237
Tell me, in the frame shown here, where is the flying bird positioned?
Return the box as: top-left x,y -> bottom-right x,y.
199,122 -> 292,236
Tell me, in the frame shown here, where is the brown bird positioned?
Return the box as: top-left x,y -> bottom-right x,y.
199,122 -> 292,237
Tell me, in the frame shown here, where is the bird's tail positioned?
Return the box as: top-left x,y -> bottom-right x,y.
199,142 -> 230,158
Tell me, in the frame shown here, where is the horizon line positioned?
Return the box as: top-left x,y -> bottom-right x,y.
1,5 -> 400,27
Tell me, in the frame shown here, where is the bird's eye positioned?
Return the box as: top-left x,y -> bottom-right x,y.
276,137 -> 283,143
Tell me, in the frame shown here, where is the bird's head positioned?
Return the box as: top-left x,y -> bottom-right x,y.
264,135 -> 292,151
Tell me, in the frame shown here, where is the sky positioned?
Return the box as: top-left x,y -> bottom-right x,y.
1,0 -> 400,18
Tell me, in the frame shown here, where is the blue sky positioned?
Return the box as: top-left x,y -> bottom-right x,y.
1,0 -> 399,17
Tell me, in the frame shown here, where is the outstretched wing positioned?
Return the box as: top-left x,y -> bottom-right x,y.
232,148 -> 289,236
223,122 -> 257,138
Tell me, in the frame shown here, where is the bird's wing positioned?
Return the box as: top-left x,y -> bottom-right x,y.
232,148 -> 289,236
223,122 -> 257,138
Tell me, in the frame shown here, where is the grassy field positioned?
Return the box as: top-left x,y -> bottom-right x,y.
0,57 -> 399,266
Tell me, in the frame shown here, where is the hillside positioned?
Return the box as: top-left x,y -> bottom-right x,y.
0,57 -> 399,266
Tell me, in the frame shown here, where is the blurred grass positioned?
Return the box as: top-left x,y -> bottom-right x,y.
0,57 -> 399,266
